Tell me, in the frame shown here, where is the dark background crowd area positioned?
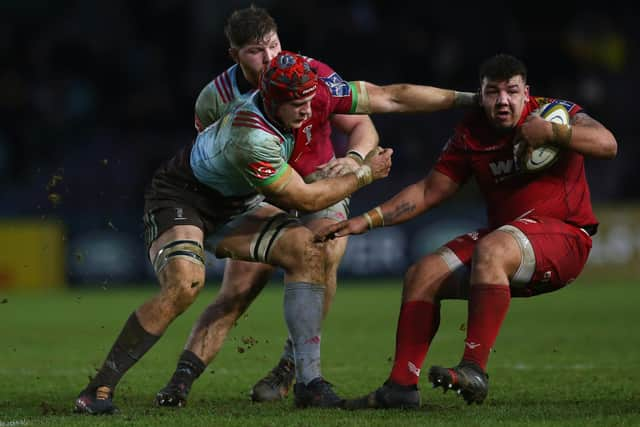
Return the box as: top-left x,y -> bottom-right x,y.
1,0 -> 638,226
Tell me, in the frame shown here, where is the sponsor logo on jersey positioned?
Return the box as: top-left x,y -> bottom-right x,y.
320,73 -> 351,97
489,158 -> 520,182
249,161 -> 277,179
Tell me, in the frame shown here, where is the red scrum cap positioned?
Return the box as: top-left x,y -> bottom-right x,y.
260,51 -> 318,114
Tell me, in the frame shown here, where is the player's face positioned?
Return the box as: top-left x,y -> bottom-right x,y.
230,32 -> 282,87
276,95 -> 314,129
480,75 -> 529,130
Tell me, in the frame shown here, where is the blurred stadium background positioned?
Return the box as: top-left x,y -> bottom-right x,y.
1,1 -> 638,289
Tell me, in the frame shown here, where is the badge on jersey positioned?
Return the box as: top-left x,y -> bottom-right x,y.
320,73 -> 351,97
248,161 -> 277,179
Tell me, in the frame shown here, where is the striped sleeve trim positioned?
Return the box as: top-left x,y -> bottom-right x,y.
233,111 -> 283,142
214,71 -> 234,104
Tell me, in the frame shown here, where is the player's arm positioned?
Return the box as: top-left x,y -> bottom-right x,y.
194,83 -> 226,132
260,148 -> 392,212
317,170 -> 459,240
518,112 -> 617,159
350,81 -> 478,114
319,115 -> 380,177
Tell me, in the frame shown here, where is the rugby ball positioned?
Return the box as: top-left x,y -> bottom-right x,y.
517,101 -> 570,173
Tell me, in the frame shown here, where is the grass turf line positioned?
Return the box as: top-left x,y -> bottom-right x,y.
1,279 -> 639,426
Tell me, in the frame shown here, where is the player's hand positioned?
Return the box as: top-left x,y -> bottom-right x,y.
314,216 -> 369,242
364,147 -> 393,181
517,115 -> 553,149
316,156 -> 360,178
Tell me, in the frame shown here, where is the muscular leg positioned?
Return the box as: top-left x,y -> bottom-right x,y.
345,252 -> 461,409
304,217 -> 348,319
156,259 -> 274,407
461,230 -> 521,370
76,225 -> 206,414
428,229 -> 524,405
387,253 -> 456,387
160,205 -> 338,407
185,260 -> 274,364
250,215 -> 348,402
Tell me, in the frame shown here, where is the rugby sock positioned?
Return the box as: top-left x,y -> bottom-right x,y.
281,337 -> 295,364
169,350 -> 206,389
390,300 -> 440,386
462,284 -> 511,371
283,282 -> 324,385
88,312 -> 161,390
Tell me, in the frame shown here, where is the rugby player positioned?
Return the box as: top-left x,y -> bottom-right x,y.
317,54 -> 617,409
156,5 -> 480,407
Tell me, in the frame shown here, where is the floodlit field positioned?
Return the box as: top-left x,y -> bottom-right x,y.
2,279 -> 639,426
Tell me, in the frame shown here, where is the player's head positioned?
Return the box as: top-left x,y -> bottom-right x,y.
478,54 -> 530,130
225,6 -> 282,86
260,51 -> 318,129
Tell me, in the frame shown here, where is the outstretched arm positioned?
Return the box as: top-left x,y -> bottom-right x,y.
317,170 -> 460,240
352,82 -> 477,114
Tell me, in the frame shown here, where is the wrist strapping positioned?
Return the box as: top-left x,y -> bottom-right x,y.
346,150 -> 365,165
551,122 -> 572,147
355,165 -> 372,188
363,206 -> 384,230
453,91 -> 478,107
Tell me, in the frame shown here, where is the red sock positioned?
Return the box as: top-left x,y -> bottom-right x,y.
462,284 -> 511,371
389,301 -> 440,386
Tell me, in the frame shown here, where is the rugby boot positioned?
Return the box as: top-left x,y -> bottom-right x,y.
344,380 -> 420,410
293,377 -> 344,408
250,358 -> 295,402
74,386 -> 118,415
428,361 -> 489,404
155,380 -> 190,407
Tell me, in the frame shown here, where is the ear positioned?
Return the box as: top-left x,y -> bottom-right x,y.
524,84 -> 530,101
229,48 -> 239,63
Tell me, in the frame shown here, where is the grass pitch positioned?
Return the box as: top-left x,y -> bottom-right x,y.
1,278 -> 639,426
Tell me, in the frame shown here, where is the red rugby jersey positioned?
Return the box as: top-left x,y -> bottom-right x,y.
434,96 -> 598,230
288,59 -> 352,177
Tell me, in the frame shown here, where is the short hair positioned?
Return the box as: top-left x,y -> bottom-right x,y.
479,54 -> 527,84
224,5 -> 278,48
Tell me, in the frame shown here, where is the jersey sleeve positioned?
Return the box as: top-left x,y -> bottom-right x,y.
433,125 -> 473,185
308,58 -> 337,79
194,82 -> 228,132
226,126 -> 290,189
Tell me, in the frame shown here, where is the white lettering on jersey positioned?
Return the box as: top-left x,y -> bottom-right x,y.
489,159 -> 515,176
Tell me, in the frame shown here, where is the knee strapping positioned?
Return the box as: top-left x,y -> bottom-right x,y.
152,240 -> 205,274
251,213 -> 299,263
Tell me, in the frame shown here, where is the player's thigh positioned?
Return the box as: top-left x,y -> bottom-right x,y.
300,198 -> 350,265
433,229 -> 493,300
304,217 -> 348,267
505,217 -> 592,297
470,228 -> 524,284
207,202 -> 314,271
